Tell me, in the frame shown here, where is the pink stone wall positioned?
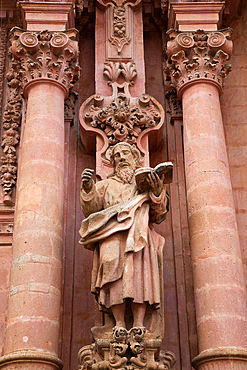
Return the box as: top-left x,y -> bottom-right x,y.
221,2 -> 247,288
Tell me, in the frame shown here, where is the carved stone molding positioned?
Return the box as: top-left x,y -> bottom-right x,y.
0,351 -> 63,370
0,28 -> 79,205
78,327 -> 176,370
165,29 -> 233,99
192,348 -> 247,370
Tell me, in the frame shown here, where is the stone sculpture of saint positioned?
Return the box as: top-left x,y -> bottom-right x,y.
79,142 -> 169,333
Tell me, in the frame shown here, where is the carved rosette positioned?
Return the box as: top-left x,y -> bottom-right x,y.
165,29 -> 233,99
78,327 -> 176,370
0,28 -> 79,205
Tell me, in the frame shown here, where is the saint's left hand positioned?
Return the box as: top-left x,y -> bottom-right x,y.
147,172 -> 164,197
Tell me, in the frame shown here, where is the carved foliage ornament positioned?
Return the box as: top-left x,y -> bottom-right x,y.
9,28 -> 80,90
165,29 -> 233,97
0,34 -> 23,205
83,93 -> 161,149
165,89 -> 182,119
78,327 -> 176,370
109,1 -> 131,54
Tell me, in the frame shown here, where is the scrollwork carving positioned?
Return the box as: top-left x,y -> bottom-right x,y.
109,3 -> 131,54
78,327 -> 176,370
165,29 -> 233,99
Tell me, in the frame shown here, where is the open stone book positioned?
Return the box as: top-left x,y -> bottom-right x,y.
135,162 -> 173,193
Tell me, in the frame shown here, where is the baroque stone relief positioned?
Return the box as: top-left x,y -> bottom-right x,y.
97,0 -> 141,61
110,2 -> 131,54
79,61 -> 164,178
0,36 -> 22,205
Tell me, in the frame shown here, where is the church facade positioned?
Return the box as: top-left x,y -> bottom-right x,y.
0,1 -> 247,370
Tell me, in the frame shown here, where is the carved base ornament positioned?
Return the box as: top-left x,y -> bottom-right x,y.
78,327 -> 176,370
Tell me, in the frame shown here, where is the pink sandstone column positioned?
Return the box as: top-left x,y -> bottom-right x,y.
0,29 -> 79,370
167,30 -> 247,369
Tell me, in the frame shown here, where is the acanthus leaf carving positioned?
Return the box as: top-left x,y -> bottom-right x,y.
103,61 -> 137,96
165,29 -> 233,98
10,28 -> 80,91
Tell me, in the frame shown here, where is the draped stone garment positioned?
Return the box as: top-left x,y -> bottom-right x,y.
79,176 -> 168,311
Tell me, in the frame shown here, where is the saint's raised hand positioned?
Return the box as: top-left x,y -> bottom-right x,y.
81,168 -> 94,192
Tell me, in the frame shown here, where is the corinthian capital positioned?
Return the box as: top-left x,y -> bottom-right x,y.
165,29 -> 233,99
9,28 -> 80,93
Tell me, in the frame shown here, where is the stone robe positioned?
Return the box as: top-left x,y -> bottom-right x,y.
79,175 -> 168,312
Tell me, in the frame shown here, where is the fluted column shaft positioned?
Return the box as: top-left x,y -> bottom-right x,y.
167,29 -> 247,369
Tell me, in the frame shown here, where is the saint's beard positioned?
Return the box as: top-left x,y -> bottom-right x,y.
115,162 -> 136,184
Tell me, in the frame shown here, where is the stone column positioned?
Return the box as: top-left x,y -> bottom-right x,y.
166,29 -> 247,369
0,29 -> 79,370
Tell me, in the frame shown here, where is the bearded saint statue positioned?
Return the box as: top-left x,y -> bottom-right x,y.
79,142 -> 169,335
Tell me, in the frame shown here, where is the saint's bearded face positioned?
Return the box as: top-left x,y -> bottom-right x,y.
112,145 -> 137,184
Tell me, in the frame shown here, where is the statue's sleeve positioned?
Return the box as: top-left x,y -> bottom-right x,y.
149,187 -> 170,224
80,181 -> 106,218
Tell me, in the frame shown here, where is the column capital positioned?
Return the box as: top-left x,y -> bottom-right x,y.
9,27 -> 80,96
165,28 -> 233,100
